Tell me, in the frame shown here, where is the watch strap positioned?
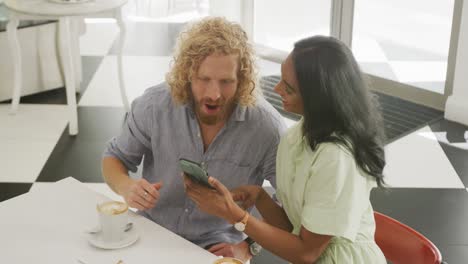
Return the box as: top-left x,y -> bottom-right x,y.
241,211 -> 250,226
244,236 -> 255,246
233,211 -> 249,232
244,236 -> 262,256
238,211 -> 249,226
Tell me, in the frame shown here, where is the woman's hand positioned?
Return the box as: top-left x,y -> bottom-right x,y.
183,174 -> 245,223
231,185 -> 263,210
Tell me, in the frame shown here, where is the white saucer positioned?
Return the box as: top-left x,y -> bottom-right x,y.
87,227 -> 139,250
47,0 -> 93,4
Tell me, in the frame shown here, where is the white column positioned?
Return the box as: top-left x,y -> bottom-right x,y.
209,0 -> 242,23
208,0 -> 254,40
330,0 -> 355,48
241,0 -> 254,40
445,1 -> 468,125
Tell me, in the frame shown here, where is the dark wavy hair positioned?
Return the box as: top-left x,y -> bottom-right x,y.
292,36 -> 386,187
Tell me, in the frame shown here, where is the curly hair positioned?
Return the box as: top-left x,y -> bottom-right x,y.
166,17 -> 258,106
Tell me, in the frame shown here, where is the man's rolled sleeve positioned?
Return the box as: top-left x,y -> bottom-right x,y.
261,118 -> 287,189
261,138 -> 280,189
103,94 -> 153,173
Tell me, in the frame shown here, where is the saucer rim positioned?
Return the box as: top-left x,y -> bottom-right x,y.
86,227 -> 139,250
47,0 -> 94,4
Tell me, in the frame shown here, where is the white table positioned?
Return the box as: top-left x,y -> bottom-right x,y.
0,177 -> 218,264
4,0 -> 131,135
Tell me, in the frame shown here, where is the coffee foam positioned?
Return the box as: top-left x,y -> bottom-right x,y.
97,201 -> 128,215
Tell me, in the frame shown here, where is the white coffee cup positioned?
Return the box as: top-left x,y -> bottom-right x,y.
96,201 -> 129,243
213,257 -> 244,264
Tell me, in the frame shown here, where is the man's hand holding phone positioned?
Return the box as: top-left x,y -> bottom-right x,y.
120,178 -> 163,210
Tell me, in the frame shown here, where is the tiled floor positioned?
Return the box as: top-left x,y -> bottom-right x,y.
78,56 -> 172,107
79,19 -> 119,56
0,104 -> 68,183
383,126 -> 464,188
1,6 -> 468,264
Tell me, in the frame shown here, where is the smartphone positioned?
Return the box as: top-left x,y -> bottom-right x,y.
179,158 -> 214,189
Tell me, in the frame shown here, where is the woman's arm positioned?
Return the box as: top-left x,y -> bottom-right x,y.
185,176 -> 332,264
254,188 -> 293,232
244,215 -> 331,264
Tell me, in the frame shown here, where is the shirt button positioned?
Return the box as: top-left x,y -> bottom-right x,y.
185,209 -> 189,213
197,133 -> 201,138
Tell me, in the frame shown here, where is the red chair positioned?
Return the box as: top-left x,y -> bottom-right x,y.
374,211 -> 445,264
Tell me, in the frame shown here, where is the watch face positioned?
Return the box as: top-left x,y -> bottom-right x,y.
250,242 -> 262,255
234,222 -> 245,232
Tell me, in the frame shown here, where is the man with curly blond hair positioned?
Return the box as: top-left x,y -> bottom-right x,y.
102,17 -> 285,261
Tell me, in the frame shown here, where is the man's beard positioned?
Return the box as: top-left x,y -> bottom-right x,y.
194,98 -> 236,126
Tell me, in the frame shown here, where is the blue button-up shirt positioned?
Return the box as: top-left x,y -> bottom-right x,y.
104,83 -> 286,247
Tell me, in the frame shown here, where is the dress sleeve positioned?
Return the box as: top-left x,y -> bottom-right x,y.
300,145 -> 369,242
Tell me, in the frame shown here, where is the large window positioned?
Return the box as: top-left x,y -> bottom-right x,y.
254,0 -> 332,52
352,0 -> 455,94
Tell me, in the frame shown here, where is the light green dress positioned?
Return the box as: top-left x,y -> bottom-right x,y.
275,120 -> 386,263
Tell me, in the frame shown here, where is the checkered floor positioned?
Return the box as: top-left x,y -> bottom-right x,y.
1,11 -> 468,264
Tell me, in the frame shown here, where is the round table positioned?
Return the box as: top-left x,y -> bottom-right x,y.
4,0 -> 130,135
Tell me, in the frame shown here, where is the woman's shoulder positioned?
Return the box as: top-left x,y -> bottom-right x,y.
282,118 -> 304,144
312,139 -> 354,162
313,140 -> 377,186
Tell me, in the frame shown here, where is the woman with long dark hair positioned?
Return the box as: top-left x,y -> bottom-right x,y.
185,36 -> 387,263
